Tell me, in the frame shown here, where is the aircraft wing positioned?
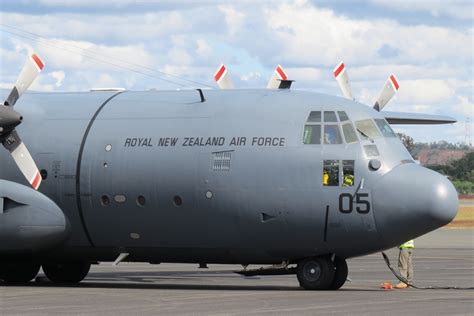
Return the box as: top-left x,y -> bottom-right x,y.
383,111 -> 457,125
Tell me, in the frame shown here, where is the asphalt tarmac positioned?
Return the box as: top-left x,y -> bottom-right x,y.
1,229 -> 473,315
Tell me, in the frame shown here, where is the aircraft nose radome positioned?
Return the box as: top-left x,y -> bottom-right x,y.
373,164 -> 458,247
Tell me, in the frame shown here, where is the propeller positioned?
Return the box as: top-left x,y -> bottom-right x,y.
373,74 -> 399,111
333,61 -> 400,111
0,53 -> 44,190
214,64 -> 234,89
333,62 -> 353,100
266,65 -> 288,89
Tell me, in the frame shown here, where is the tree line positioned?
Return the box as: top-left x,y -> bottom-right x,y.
397,133 -> 473,194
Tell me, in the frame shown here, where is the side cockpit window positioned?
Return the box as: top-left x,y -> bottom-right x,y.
355,119 -> 382,140
323,159 -> 355,187
342,160 -> 355,187
374,119 -> 396,137
323,160 -> 339,186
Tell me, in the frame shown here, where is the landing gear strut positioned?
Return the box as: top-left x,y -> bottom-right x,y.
0,262 -> 40,283
42,262 -> 91,283
296,256 -> 335,290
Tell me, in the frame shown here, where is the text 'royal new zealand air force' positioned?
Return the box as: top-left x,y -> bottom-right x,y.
123,137 -> 286,148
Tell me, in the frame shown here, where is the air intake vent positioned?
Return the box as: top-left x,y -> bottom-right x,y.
212,151 -> 233,171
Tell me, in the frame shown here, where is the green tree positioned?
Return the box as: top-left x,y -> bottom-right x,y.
397,133 -> 415,156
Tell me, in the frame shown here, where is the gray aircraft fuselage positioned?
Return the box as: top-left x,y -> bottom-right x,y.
0,88 -> 458,265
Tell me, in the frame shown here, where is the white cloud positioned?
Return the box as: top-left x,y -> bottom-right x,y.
219,5 -> 246,36
50,70 -> 65,87
397,79 -> 455,104
371,0 -> 474,20
263,1 -> 472,67
240,71 -> 261,82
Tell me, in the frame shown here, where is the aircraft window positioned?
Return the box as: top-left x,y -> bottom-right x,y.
324,111 -> 338,122
100,195 -> 110,206
40,169 -> 48,180
303,125 -> 321,144
323,160 -> 339,186
364,145 -> 380,157
341,122 -> 358,144
342,160 -> 355,187
337,111 -> 349,122
323,125 -> 342,144
136,195 -> 146,207
355,119 -> 382,140
114,195 -> 126,203
173,196 -> 183,207
374,119 -> 396,137
307,111 -> 321,122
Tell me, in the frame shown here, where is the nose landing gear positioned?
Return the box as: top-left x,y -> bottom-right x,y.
296,256 -> 348,290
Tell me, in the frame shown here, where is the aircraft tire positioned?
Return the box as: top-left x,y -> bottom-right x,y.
0,262 -> 40,283
43,262 -> 91,283
329,257 -> 348,290
297,256 -> 335,290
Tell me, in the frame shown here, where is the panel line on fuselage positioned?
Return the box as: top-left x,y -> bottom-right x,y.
75,91 -> 124,247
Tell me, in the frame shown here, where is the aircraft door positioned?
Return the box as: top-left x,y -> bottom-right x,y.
322,159 -> 378,255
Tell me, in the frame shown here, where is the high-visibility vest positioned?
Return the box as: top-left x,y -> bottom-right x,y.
323,172 -> 329,185
400,240 -> 414,249
343,174 -> 354,187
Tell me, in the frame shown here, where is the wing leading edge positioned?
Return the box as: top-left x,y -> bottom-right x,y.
383,111 -> 456,125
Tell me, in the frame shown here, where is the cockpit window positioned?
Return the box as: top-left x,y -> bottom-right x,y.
337,111 -> 349,122
323,125 -> 342,144
303,125 -> 321,144
355,119 -> 382,140
323,160 -> 339,186
374,119 -> 396,137
307,111 -> 321,122
342,160 -> 355,187
324,111 -> 338,122
341,122 -> 358,143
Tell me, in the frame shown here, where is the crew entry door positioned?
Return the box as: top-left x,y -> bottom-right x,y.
322,159 -> 378,249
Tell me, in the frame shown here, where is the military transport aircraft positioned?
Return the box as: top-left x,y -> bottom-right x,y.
0,54 -> 458,290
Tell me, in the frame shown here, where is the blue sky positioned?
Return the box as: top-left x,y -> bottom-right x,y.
0,0 -> 472,144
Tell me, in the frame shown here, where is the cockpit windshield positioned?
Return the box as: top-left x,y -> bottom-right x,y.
374,119 -> 397,137
355,119 -> 382,140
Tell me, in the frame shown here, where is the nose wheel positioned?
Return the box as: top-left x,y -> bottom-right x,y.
0,262 -> 40,283
297,256 -> 348,290
329,256 -> 348,290
297,256 -> 335,290
42,262 -> 91,283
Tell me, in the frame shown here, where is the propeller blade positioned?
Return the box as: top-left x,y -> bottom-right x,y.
2,130 -> 41,190
333,62 -> 353,100
214,64 -> 234,89
266,65 -> 288,89
4,53 -> 44,107
373,74 -> 399,111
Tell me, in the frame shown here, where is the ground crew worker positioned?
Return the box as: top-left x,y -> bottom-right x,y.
343,173 -> 354,186
323,170 -> 329,186
395,239 -> 414,289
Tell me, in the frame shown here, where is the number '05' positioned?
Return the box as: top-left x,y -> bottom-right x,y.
339,193 -> 371,214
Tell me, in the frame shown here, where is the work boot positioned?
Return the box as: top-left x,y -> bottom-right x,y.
395,282 -> 408,289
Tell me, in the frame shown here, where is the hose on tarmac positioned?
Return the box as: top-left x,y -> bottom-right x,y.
381,252 -> 474,290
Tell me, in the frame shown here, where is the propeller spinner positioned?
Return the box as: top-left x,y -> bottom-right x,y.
0,53 -> 44,190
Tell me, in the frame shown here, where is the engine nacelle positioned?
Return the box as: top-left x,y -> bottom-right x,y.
0,180 -> 70,254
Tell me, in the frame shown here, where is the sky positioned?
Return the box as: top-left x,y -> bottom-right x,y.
0,0 -> 472,144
